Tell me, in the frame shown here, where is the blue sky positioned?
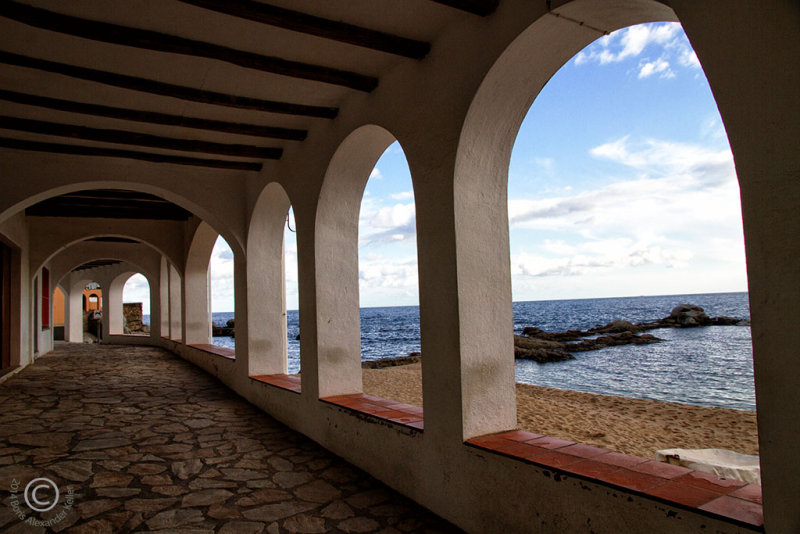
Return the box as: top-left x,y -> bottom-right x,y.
126,22 -> 747,313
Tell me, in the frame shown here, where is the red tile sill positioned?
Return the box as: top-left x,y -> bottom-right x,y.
250,374 -> 301,394
188,343 -> 235,360
466,430 -> 763,530
321,393 -> 423,432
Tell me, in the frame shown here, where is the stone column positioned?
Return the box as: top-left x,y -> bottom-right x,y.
169,264 -> 182,341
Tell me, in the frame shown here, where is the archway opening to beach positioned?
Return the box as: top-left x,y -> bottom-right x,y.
209,235 -> 235,350
284,206 -> 300,374
359,141 -> 422,408
122,273 -> 150,336
506,21 -> 756,459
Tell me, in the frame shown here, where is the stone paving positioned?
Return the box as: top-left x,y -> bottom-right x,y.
0,344 -> 461,533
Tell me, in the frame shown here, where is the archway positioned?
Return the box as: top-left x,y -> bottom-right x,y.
359,142 -> 422,407
505,21 -> 754,458
209,235 -> 236,350
314,125 -> 397,398
122,274 -> 151,335
246,182 -> 293,377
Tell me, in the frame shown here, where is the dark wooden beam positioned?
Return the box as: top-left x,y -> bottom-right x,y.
0,52 -> 338,119
0,137 -> 262,171
429,0 -> 498,16
0,1 -> 378,91
178,0 -> 430,59
29,200 -> 188,220
0,90 -> 307,141
73,260 -> 123,271
0,116 -> 282,159
85,237 -> 141,244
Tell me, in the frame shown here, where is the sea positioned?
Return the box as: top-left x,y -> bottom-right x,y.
147,292 -> 755,411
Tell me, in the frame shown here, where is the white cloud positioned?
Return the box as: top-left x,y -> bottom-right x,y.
509,134 -> 745,300
678,48 -> 700,68
572,22 -> 700,80
369,167 -> 383,180
638,57 -> 674,79
358,254 -> 419,307
359,202 -> 417,245
390,191 -> 414,200
576,23 -> 680,65
588,136 -> 733,180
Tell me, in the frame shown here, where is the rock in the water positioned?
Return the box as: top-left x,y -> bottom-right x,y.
362,353 -> 421,369
513,335 -> 575,363
212,321 -> 235,337
711,316 -> 751,326
668,304 -> 711,327
589,320 -> 643,334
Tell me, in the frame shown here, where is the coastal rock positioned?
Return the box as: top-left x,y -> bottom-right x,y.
514,304 -> 749,364
362,353 -> 421,369
711,316 -> 751,326
513,335 -> 575,363
515,324 -> 663,363
212,321 -> 235,337
588,320 -> 643,334
668,304 -> 711,327
567,332 -> 661,352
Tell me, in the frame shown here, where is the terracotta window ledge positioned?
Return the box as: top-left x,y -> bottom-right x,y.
188,343 -> 234,360
466,430 -> 763,530
251,374 -> 301,394
321,393 -> 423,431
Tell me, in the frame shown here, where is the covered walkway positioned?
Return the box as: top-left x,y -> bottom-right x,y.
0,344 -> 459,533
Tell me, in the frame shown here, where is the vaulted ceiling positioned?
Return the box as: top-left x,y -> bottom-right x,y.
0,0 -> 497,189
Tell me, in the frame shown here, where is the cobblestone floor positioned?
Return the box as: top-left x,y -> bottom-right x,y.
0,344 -> 461,533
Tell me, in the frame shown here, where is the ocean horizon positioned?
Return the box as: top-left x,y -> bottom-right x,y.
146,291 -> 755,411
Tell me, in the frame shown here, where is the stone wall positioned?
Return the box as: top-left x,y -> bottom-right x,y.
123,302 -> 144,332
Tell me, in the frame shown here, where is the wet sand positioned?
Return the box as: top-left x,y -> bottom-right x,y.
363,363 -> 758,459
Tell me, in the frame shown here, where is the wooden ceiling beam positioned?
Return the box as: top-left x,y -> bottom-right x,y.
73,260 -> 123,271
178,0 -> 430,59
85,237 -> 141,244
429,0 -> 498,16
0,52 -> 338,118
0,137 -> 262,171
0,116 -> 282,159
0,1 -> 378,91
0,90 -> 307,140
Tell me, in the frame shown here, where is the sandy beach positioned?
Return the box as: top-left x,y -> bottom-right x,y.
363,363 -> 758,459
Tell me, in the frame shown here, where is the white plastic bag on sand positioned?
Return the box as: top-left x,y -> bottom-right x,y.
655,448 -> 760,485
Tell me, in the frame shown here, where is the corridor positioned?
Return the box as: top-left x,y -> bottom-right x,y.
0,344 -> 459,533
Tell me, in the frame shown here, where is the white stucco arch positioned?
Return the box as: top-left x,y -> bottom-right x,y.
247,182 -> 292,376
32,230 -> 180,280
313,125 -> 397,398
184,221 -> 219,345
108,270 -> 139,335
452,0 -> 679,440
0,180 -> 246,255
451,0 -> 800,528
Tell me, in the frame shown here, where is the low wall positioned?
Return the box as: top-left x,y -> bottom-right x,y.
145,337 -> 760,534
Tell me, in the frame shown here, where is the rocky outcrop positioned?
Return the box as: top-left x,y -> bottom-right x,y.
123,302 -> 150,334
212,319 -> 235,337
515,304 -> 748,364
637,304 -> 750,329
514,335 -> 575,363
514,330 -> 661,363
362,352 -> 421,369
